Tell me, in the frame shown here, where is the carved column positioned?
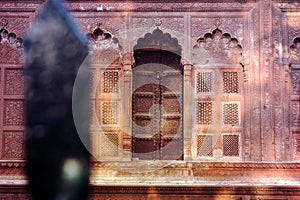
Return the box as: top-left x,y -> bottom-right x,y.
272,5 -> 285,161
183,63 -> 193,160
121,53 -> 133,160
282,11 -> 292,160
260,0 -> 275,161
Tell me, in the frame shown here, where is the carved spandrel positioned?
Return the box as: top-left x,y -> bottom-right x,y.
193,28 -> 242,65
287,16 -> 300,45
86,25 -> 122,65
191,17 -> 244,43
75,17 -> 126,37
131,17 -> 185,48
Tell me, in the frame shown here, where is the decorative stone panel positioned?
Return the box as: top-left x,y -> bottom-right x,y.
196,71 -> 213,93
3,131 -> 24,159
102,71 -> 119,93
223,71 -> 239,93
223,102 -> 240,126
197,135 -> 213,157
197,101 -> 213,125
222,134 -> 239,157
4,100 -> 24,126
100,132 -> 119,157
101,102 -> 118,125
292,101 -> 300,127
291,68 -> 300,94
5,69 -> 24,95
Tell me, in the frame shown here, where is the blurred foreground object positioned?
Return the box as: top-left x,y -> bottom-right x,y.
24,0 -> 90,199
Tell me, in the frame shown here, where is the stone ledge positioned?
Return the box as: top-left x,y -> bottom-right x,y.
0,161 -> 300,186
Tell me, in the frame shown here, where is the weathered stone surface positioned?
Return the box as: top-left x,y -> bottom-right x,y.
24,0 -> 90,199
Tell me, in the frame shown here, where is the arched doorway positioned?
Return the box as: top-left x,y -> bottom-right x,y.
132,29 -> 183,160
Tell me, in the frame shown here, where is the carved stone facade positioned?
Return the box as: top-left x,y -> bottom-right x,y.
1,0 -> 300,199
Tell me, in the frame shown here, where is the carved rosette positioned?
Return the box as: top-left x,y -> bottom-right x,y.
193,28 -> 242,65
87,25 -> 122,65
0,22 -> 24,64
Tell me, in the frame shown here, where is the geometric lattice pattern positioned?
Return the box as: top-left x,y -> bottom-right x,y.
223,103 -> 239,126
197,102 -> 213,125
223,134 -> 239,156
196,71 -> 213,93
103,71 -> 119,93
223,71 -> 239,93
101,102 -> 118,124
100,133 -> 119,157
197,135 -> 213,156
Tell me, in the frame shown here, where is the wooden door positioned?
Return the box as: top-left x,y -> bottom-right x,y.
132,50 -> 183,160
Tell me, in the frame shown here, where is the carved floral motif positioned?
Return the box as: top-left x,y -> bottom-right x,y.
291,69 -> 300,95
292,101 -> 300,127
4,100 -> 24,126
3,131 -> 24,159
5,69 -> 24,95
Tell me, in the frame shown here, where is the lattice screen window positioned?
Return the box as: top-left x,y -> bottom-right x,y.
223,102 -> 240,126
223,134 -> 239,156
223,71 -> 239,93
100,133 -> 119,157
101,102 -> 118,124
197,135 -> 213,156
196,71 -> 213,93
102,71 -> 119,93
197,101 -> 213,125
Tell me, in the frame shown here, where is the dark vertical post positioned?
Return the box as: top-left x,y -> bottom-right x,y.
24,0 -> 90,199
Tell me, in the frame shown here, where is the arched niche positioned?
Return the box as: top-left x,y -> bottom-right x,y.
132,28 -> 183,160
193,28 -> 243,66
191,28 -> 244,161
87,25 -> 124,160
289,37 -> 300,65
86,25 -> 122,65
133,28 -> 182,71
